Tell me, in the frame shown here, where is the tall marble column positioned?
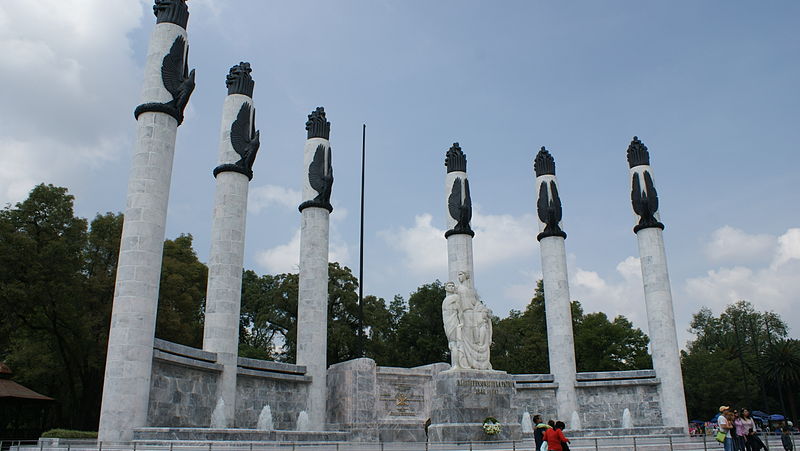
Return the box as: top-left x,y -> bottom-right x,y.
444,143 -> 476,286
296,107 -> 333,430
202,63 -> 260,427
627,136 -> 688,431
533,147 -> 579,427
99,0 -> 195,442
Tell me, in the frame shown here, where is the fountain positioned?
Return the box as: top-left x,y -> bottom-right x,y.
521,411 -> 533,434
296,410 -> 310,431
622,408 -> 633,429
257,405 -> 274,431
210,398 -> 226,428
570,410 -> 582,430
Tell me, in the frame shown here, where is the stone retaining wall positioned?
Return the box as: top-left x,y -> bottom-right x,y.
146,339 -> 310,429
516,370 -> 664,431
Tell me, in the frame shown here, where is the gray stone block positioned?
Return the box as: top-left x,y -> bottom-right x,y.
429,370 -> 522,442
576,369 -> 656,381
154,338 -> 217,363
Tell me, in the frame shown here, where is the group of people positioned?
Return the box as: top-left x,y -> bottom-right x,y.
717,405 -> 793,451
533,415 -> 571,451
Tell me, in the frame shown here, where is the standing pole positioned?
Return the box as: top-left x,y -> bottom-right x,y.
203,62 -> 260,427
99,0 -> 194,441
358,124 -> 366,356
296,107 -> 334,430
627,136 -> 688,432
534,147 -> 579,425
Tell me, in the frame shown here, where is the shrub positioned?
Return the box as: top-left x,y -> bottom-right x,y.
40,430 -> 98,439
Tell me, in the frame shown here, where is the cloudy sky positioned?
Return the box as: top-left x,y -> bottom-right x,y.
2,1 -> 798,348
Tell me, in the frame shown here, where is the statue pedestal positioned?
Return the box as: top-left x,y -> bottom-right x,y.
428,369 -> 521,442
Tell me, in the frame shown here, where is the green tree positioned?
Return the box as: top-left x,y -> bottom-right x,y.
0,184 -> 111,429
491,280 -> 650,374
363,294 -> 403,366
762,339 -> 800,421
155,234 -> 207,347
573,307 -> 651,372
683,301 -> 790,420
681,348 -> 742,420
391,281 -> 449,367
491,280 -> 549,373
239,262 -> 394,366
239,269 -> 297,360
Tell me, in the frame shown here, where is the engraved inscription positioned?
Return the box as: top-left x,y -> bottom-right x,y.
380,384 -> 424,417
457,379 -> 515,395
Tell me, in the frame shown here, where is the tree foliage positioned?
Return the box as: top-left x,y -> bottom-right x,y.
491,280 -> 549,373
491,280 -> 651,374
390,281 -> 449,367
573,307 -> 651,372
156,234 -> 207,347
682,301 -> 792,421
0,185 -> 112,430
0,184 -> 208,431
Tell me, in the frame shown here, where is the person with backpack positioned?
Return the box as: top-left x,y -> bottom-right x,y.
719,406 -> 735,451
533,415 -> 550,451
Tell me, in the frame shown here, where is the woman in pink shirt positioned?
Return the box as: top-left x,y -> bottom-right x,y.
736,408 -> 757,451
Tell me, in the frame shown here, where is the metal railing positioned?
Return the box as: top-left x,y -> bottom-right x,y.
1,434 -> 796,451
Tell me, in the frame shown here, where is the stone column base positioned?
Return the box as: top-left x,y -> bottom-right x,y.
429,369 -> 521,442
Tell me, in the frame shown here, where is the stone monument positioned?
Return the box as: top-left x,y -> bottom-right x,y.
98,0 -> 195,441
202,62 -> 261,427
429,143 -> 521,442
442,273 -> 492,371
296,107 -> 334,430
533,147 -> 580,426
627,137 -> 688,432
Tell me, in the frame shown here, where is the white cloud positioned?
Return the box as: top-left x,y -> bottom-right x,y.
0,0 -> 146,205
380,210 -> 539,276
705,226 -> 776,264
0,136 -> 124,206
248,185 -> 302,212
381,213 -> 447,275
685,227 -> 800,334
472,211 -> 539,268
569,256 -> 648,328
255,228 -> 350,275
256,229 -> 301,274
774,228 -> 800,268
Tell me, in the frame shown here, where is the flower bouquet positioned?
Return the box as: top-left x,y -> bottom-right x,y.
483,416 -> 501,436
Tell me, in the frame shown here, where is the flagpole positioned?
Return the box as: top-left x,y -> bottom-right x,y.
358,123 -> 366,357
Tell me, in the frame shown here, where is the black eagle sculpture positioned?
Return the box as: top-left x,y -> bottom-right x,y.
299,144 -> 334,212
631,170 -> 664,232
230,103 -> 259,171
537,180 -> 566,241
445,178 -> 474,238
214,103 -> 259,179
135,35 -> 196,125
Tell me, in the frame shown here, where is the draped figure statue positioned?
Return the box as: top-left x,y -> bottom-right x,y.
441,271 -> 492,371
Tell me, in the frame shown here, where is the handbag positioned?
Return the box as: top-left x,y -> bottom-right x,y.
539,441 -> 548,451
715,429 -> 727,443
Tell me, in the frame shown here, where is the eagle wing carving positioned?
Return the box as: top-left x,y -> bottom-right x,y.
230,103 -> 252,159
161,36 -> 187,98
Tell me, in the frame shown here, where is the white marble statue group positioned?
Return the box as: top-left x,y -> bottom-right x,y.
442,271 -> 493,371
